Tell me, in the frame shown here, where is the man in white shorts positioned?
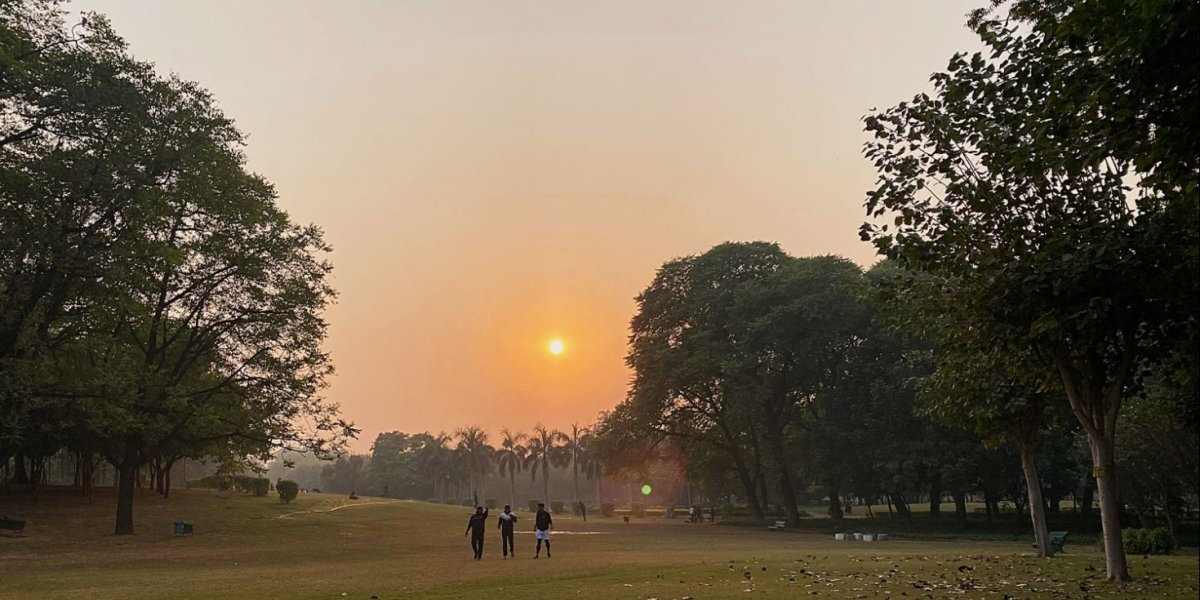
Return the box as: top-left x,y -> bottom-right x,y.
534,502 -> 553,558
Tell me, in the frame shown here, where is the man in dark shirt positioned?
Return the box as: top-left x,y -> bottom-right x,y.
497,504 -> 518,558
464,506 -> 489,560
534,502 -> 553,558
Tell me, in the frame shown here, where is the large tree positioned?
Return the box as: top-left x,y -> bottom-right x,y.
621,242 -> 869,524
1,2 -> 353,534
860,1 -> 1197,579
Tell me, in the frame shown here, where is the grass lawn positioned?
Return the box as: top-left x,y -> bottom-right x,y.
1,489 -> 1196,599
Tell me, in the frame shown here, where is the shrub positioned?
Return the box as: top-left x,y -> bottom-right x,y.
666,505 -> 677,519
276,480 -> 299,504
550,501 -> 565,514
485,498 -> 497,509
528,500 -> 540,513
630,502 -> 646,518
444,499 -> 458,505
1122,527 -> 1175,555
461,499 -> 474,507
247,477 -> 270,497
601,503 -> 615,517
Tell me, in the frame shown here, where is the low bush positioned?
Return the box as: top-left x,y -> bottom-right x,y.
550,501 -> 565,514
630,502 -> 646,518
1122,527 -> 1175,555
601,503 -> 615,517
528,500 -> 540,513
485,498 -> 497,509
276,480 -> 299,504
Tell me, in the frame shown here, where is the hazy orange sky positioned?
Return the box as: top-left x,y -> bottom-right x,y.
74,0 -> 981,452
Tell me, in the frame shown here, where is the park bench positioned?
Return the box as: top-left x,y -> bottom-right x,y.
1033,531 -> 1068,553
0,515 -> 26,535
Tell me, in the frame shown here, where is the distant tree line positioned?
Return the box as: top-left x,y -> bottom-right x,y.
293,424 -> 605,510
0,1 -> 354,534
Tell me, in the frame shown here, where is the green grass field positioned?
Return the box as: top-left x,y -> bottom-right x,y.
1,489 -> 1196,599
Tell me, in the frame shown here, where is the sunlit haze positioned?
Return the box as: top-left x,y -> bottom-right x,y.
71,0 -> 982,451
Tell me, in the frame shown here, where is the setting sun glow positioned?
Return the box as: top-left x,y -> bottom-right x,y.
548,339 -> 565,355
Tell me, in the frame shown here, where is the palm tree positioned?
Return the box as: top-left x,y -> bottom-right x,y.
579,429 -> 604,505
454,425 -> 493,505
414,432 -> 453,500
564,423 -> 589,505
495,428 -> 528,507
526,423 -> 568,506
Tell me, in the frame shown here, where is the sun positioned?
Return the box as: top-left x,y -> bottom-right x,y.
548,339 -> 565,355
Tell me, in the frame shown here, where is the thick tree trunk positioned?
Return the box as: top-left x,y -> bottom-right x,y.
729,454 -> 765,519
928,473 -> 942,519
765,432 -> 802,526
1090,438 -> 1130,581
115,462 -> 137,535
827,486 -> 843,520
1018,440 -> 1053,558
11,452 -> 28,485
163,459 -> 176,499
757,472 -> 770,515
954,491 -> 967,529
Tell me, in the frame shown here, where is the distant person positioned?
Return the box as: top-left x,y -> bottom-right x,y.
578,501 -> 587,522
348,490 -> 359,500
464,505 -> 489,560
497,504 -> 518,558
534,502 -> 553,558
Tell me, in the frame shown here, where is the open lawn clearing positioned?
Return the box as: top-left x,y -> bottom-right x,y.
1,490 -> 1196,599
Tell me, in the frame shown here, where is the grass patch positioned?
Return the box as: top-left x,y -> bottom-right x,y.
0,489 -> 1196,599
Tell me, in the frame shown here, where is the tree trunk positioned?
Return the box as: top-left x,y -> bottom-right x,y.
571,454 -> 579,505
728,451 -> 765,519
1164,505 -> 1180,547
163,459 -> 176,499
765,432 -> 802,526
115,462 -> 137,535
757,472 -> 770,516
1018,440 -> 1053,558
890,491 -> 911,520
928,473 -> 942,519
1090,437 -> 1130,580
954,491 -> 967,529
827,485 -> 843,520
10,452 -> 28,485
509,471 -> 516,508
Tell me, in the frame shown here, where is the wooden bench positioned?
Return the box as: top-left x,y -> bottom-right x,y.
0,515 -> 26,535
1033,530 -> 1068,553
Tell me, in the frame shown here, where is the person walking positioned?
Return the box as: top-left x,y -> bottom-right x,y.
464,506 -> 489,560
497,504 -> 518,558
534,502 -> 553,558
